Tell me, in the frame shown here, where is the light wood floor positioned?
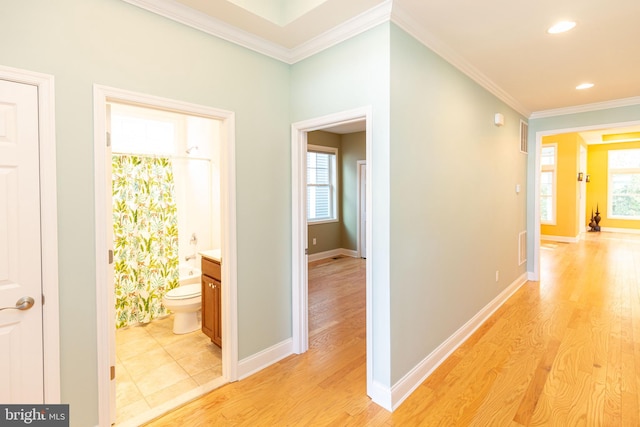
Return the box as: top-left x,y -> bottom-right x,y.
146,233 -> 640,426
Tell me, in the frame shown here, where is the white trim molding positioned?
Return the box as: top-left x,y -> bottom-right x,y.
121,0 -> 290,61
530,96 -> 640,119
385,272 -> 529,411
237,339 -> 294,380
290,1 -> 393,63
600,227 -> 640,235
93,85 -> 238,426
390,6 -> 530,118
307,248 -> 358,262
121,0 -> 393,64
0,65 -> 60,404
540,234 -> 580,243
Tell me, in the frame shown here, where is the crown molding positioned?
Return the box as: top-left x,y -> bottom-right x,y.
390,4 -> 531,118
529,96 -> 640,120
122,0 -> 291,62
288,0 -> 393,63
122,0 -> 393,65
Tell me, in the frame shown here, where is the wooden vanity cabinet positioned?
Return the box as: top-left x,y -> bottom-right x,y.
201,257 -> 222,347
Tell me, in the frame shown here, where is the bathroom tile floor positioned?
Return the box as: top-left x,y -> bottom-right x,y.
115,315 -> 222,425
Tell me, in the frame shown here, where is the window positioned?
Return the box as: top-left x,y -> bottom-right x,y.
608,148 -> 640,219
540,144 -> 556,224
307,145 -> 338,223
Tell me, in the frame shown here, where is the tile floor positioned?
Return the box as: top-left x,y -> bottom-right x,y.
115,315 -> 222,425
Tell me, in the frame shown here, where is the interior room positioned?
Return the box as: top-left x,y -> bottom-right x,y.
1,0 -> 639,426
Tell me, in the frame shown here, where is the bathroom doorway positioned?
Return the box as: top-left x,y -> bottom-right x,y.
93,86 -> 238,427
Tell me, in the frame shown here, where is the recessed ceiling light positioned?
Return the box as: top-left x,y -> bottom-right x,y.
547,21 -> 576,34
576,83 -> 594,90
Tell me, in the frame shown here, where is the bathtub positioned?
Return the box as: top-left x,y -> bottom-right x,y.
178,264 -> 201,286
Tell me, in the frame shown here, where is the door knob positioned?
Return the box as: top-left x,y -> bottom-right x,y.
0,296 -> 35,311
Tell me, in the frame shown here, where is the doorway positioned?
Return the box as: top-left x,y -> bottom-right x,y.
290,106 -> 373,396
533,119 -> 640,279
93,85 -> 238,426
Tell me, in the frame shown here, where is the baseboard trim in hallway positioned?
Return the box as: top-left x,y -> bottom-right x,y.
389,272 -> 529,411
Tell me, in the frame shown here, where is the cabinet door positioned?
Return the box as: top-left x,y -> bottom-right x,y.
201,275 -> 215,340
212,279 -> 222,347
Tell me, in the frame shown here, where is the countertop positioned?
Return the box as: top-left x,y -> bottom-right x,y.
199,249 -> 222,263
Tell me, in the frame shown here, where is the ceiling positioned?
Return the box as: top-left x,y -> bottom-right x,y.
126,0 -> 640,117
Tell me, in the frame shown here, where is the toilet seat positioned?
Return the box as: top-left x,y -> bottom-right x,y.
164,283 -> 200,300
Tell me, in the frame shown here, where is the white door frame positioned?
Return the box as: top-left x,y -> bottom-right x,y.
356,160 -> 367,259
532,118 -> 640,280
93,85 -> 238,426
0,65 -> 60,403
291,106 -> 373,394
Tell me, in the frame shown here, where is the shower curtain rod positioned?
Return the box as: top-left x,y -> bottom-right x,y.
112,151 -> 211,162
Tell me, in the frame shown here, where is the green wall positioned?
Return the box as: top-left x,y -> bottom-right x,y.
0,1 -> 291,425
291,23 -> 393,386
389,24 -> 528,383
8,0 -> 635,421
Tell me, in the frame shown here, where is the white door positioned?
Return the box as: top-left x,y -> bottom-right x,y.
0,79 -> 44,403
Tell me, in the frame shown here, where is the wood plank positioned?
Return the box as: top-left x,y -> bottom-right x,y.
147,233 -> 640,426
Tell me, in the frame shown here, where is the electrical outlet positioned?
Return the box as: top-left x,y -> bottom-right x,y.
312,238 -> 316,245
495,270 -> 499,282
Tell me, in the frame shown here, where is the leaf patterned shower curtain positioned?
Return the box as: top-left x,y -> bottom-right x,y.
112,155 -> 179,329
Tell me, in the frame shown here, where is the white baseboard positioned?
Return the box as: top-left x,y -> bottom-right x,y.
370,380 -> 393,412
383,272 -> 529,411
541,234 -> 579,243
237,338 -> 293,380
308,248 -> 358,262
600,227 -> 640,235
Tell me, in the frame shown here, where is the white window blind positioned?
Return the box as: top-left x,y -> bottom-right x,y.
307,145 -> 337,223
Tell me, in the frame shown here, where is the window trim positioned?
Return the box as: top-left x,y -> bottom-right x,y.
607,148 -> 640,220
307,144 -> 339,225
540,143 -> 557,225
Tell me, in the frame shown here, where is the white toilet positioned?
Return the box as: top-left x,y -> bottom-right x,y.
162,283 -> 202,334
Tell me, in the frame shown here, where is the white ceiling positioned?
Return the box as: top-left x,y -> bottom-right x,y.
126,0 -> 640,117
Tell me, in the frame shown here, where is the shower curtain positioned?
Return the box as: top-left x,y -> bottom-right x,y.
112,155 -> 179,329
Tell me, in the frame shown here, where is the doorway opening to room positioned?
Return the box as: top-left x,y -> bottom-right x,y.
534,119 -> 640,279
93,86 -> 238,427
291,107 -> 373,397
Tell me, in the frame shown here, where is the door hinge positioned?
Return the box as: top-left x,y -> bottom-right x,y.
305,248 -> 308,255
108,249 -> 113,264
42,294 -> 45,306
110,365 -> 115,380
106,131 -> 111,147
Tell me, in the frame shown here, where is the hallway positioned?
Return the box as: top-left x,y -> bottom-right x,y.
147,233 -> 640,425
